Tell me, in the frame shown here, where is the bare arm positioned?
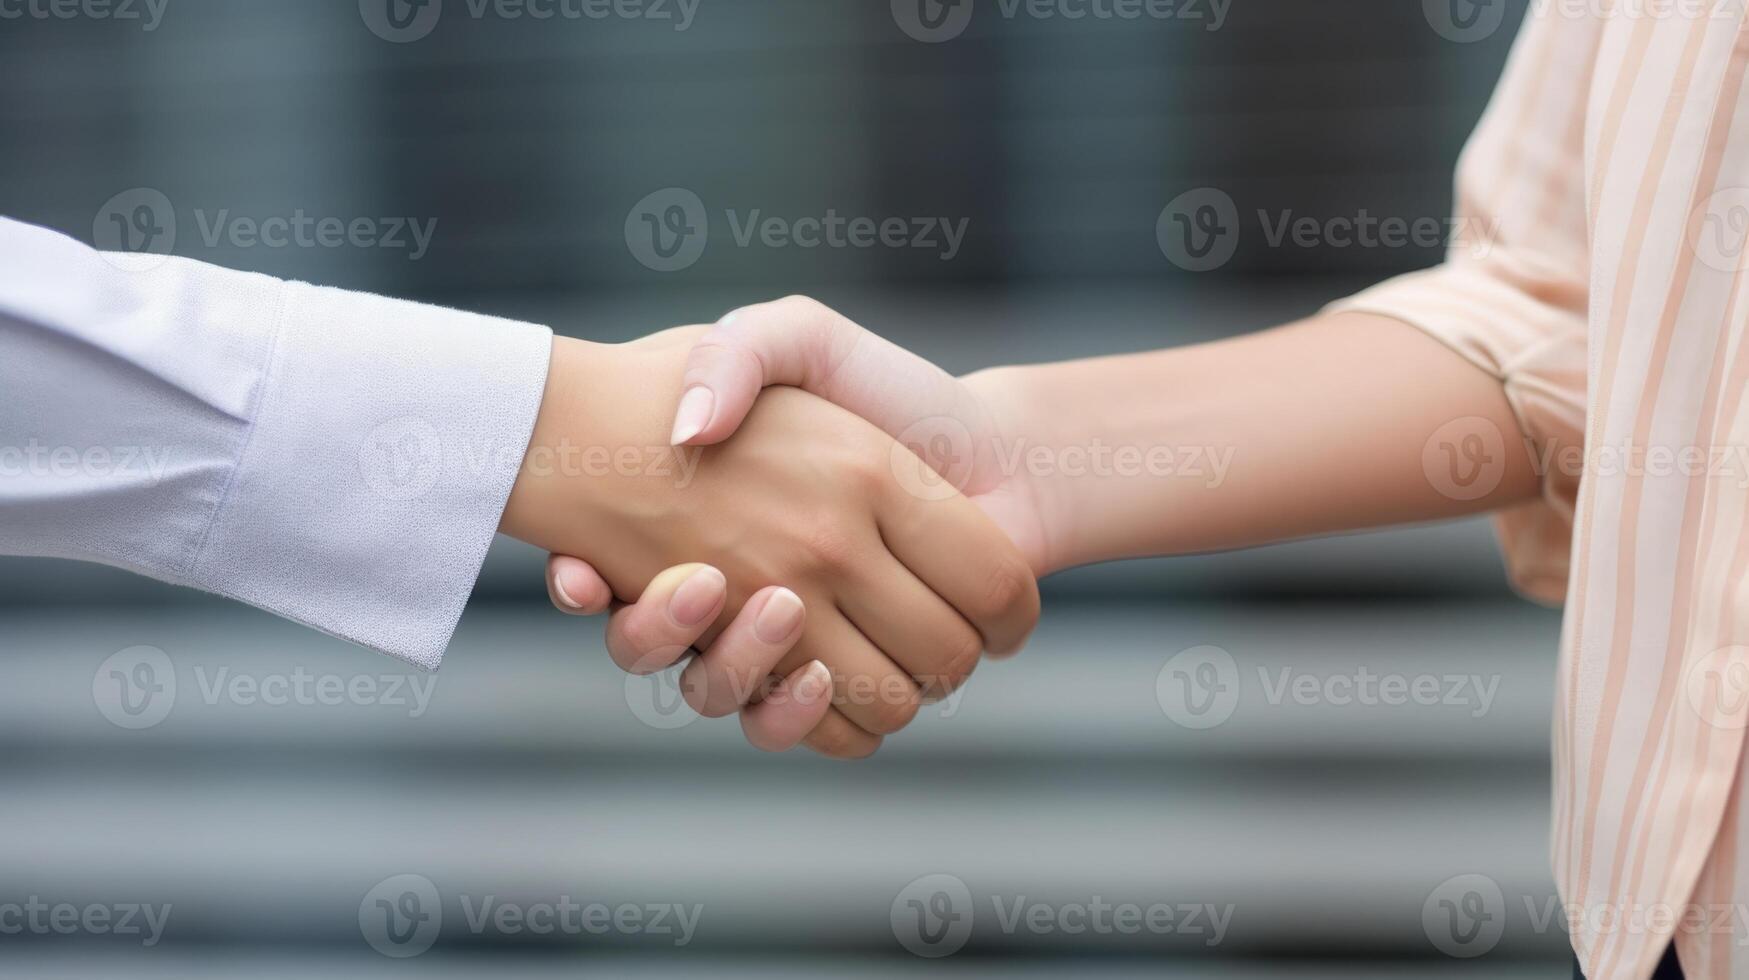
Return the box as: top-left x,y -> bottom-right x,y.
972,311 -> 1544,573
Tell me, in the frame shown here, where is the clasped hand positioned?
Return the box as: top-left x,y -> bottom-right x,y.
499,311 -> 1040,758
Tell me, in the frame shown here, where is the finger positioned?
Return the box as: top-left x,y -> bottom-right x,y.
669,295 -> 972,447
802,610 -> 923,737
837,559 -> 984,703
604,563 -> 727,675
800,707 -> 883,760
680,587 -> 807,718
667,295 -> 847,446
740,660 -> 834,752
547,554 -> 615,615
876,472 -> 1041,657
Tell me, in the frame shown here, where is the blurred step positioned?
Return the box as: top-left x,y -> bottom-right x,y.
0,756 -> 1557,956
0,597 -> 1560,761
0,949 -> 1572,979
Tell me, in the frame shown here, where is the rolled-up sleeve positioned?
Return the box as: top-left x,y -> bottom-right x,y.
1323,8 -> 1596,604
0,217 -> 552,668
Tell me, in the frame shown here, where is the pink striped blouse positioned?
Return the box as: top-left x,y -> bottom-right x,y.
1328,5 -> 1749,976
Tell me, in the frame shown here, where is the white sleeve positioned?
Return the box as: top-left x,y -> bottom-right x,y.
0,217 -> 553,669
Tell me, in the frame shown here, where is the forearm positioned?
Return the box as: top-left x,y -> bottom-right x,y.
972,312 -> 1545,573
0,218 -> 551,668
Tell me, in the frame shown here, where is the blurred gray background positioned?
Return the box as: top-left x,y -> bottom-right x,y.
0,0 -> 1569,975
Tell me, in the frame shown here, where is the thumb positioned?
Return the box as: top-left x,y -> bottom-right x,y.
668,295 -> 972,450
668,295 -> 850,446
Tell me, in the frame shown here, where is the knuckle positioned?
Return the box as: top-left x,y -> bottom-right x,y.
798,521 -> 860,574
618,613 -> 666,655
806,722 -> 880,760
612,617 -> 681,675
741,717 -> 788,754
931,629 -> 985,696
775,294 -> 826,319
861,683 -> 920,736
834,448 -> 893,502
976,557 -> 1038,626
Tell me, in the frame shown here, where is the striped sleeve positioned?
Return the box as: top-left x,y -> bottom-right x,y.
1324,8 -> 1598,604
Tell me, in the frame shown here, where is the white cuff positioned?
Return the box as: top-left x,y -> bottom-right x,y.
188,280 -> 553,669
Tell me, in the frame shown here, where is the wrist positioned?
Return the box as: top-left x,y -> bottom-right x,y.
960,364 -> 1074,576
500,335 -> 657,552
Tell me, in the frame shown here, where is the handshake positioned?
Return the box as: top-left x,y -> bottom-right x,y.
493,295 -> 1519,758
499,296 -> 1049,759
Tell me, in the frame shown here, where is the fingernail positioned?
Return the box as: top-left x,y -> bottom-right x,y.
755,588 -> 805,643
552,573 -> 583,609
717,309 -> 740,327
670,386 -> 715,445
668,566 -> 726,627
794,660 -> 831,705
